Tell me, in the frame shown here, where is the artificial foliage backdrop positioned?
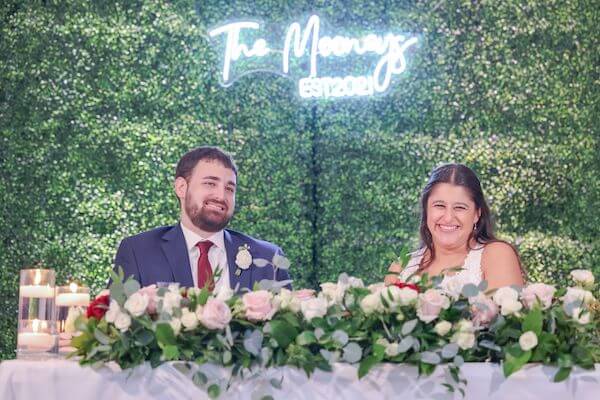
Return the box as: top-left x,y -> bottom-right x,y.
1,0 -> 598,359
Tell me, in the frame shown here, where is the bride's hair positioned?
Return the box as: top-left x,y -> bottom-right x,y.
418,163 -> 520,271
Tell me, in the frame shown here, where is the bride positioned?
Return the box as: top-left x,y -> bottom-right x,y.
385,163 -> 524,292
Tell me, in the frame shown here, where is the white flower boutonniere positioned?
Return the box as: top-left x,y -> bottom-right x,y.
235,244 -> 253,276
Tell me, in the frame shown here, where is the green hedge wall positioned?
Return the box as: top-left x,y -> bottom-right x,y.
1,0 -> 598,359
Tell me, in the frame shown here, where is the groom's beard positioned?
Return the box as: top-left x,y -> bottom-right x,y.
185,195 -> 232,233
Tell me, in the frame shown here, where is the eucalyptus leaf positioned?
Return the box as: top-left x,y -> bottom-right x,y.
253,258 -> 270,268
478,280 -> 489,292
320,349 -> 339,363
397,336 -> 414,353
441,343 -> 459,359
123,279 -> 141,297
272,254 -> 291,270
243,329 -> 263,356
461,283 -> 479,298
420,351 -> 441,365
314,328 -> 325,340
342,342 -> 363,363
479,340 -> 502,352
332,330 -> 349,347
401,319 -> 418,336
93,328 -> 111,345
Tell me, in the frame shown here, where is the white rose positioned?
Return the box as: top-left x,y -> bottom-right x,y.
572,308 -> 592,324
360,293 -> 384,315
492,287 -> 520,307
521,283 -> 556,310
562,287 -> 595,314
170,318 -> 182,336
235,248 -> 253,270
500,299 -> 523,316
114,312 -> 131,332
441,278 -> 464,300
434,320 -> 452,336
124,292 -> 149,317
347,276 -> 365,288
215,285 -> 234,302
385,285 -> 419,308
105,299 -> 121,323
167,283 -> 180,293
385,342 -> 400,357
519,331 -> 538,351
570,270 -> 595,287
277,288 -> 295,311
187,287 -> 201,297
368,282 -> 386,295
455,319 -> 474,333
180,308 -> 199,330
452,331 -> 475,350
300,296 -> 329,321
320,282 -> 345,305
161,291 -> 182,315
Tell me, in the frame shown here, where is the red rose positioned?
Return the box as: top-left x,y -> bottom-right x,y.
86,294 -> 110,320
393,281 -> 421,293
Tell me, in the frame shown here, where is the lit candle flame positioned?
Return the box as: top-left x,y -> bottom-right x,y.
34,270 -> 42,285
69,282 -> 78,293
32,319 -> 40,332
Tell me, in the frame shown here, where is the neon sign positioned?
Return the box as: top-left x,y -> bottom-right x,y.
209,15 -> 418,99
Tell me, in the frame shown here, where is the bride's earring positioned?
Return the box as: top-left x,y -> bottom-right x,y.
473,223 -> 477,231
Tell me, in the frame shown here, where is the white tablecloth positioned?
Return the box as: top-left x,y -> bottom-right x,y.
0,360 -> 599,400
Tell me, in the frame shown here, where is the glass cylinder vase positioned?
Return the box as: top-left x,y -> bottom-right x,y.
55,283 -> 90,355
17,269 -> 58,359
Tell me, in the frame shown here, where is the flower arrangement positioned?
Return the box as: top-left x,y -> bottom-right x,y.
72,266 -> 599,398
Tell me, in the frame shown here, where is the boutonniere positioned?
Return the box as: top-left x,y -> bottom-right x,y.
234,244 -> 252,276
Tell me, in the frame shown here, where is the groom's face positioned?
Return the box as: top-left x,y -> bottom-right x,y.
176,160 -> 237,233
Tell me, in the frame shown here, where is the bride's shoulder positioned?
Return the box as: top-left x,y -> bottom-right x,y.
481,241 -> 520,269
481,241 -> 517,256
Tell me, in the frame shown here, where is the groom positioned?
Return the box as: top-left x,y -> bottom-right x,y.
113,146 -> 291,292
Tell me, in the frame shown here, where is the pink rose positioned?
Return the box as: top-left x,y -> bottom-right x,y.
521,283 -> 556,310
417,289 -> 450,323
470,294 -> 499,328
293,289 -> 316,301
243,290 -> 276,321
138,284 -> 158,314
198,298 -> 232,330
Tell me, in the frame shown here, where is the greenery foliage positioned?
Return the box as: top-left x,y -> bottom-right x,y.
1,0 -> 598,359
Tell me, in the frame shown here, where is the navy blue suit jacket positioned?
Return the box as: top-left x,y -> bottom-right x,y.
113,224 -> 291,291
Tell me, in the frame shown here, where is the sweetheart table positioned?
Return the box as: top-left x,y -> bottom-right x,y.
0,360 -> 599,400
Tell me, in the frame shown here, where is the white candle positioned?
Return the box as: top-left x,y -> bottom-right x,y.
56,292 -> 90,307
18,332 -> 54,350
19,285 -> 55,298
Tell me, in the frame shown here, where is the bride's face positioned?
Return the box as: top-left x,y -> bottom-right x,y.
426,183 -> 481,251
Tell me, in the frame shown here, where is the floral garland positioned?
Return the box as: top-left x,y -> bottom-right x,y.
73,266 -> 599,398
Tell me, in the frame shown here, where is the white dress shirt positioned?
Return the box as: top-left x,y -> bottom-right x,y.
180,223 -> 230,291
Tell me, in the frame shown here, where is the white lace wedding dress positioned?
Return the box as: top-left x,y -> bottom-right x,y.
398,246 -> 485,297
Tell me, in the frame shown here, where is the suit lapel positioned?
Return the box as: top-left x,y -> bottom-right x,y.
224,230 -> 251,291
161,224 -> 194,287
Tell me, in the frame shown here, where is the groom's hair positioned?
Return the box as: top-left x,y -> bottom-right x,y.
175,146 -> 238,181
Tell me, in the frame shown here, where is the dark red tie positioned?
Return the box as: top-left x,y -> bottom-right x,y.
196,241 -> 214,290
